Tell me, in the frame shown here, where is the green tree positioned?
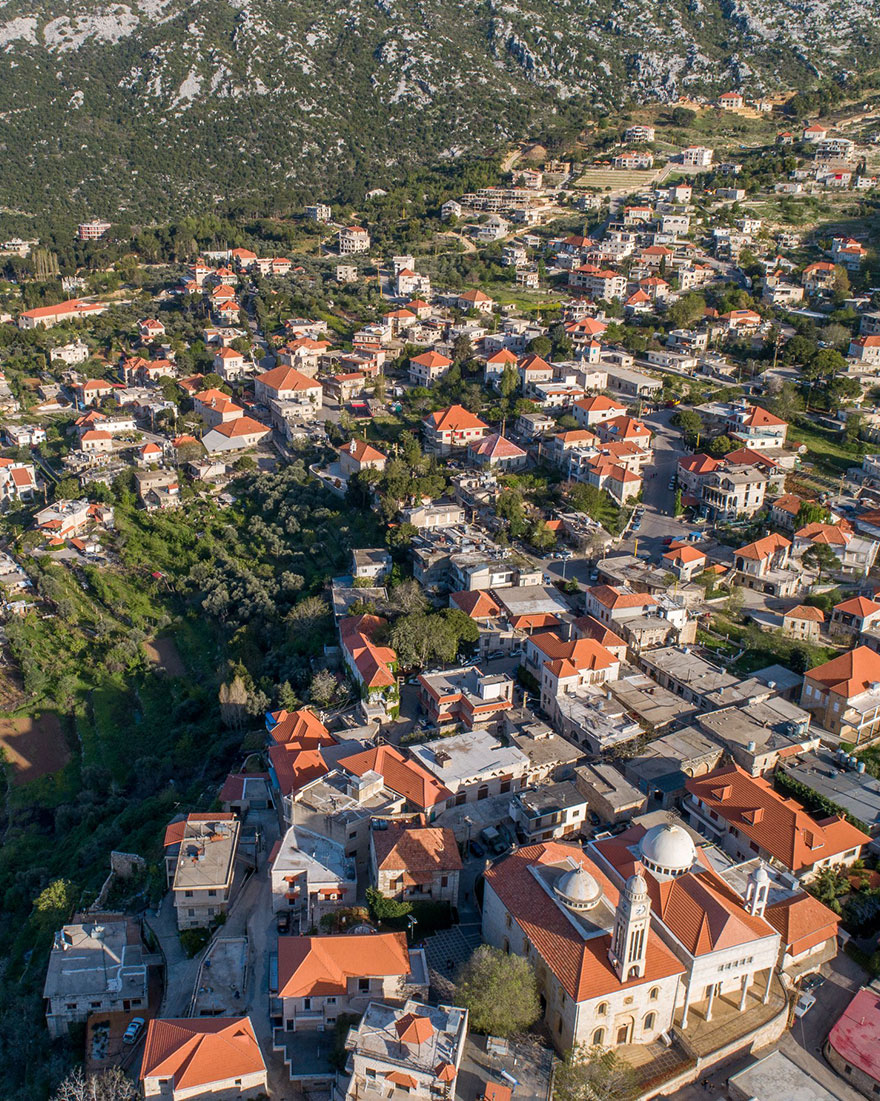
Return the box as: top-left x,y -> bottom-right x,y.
672,408 -> 704,446
309,668 -> 338,707
667,293 -> 706,328
366,887 -> 412,921
803,542 -> 839,579
527,335 -> 552,358
454,946 -> 541,1037
500,365 -> 519,399
553,1044 -> 638,1101
32,878 -> 76,935
795,501 -> 830,527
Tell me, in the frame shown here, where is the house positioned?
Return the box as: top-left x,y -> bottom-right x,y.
681,146 -> 713,167
624,125 -> 655,143
276,932 -> 427,1032
782,604 -> 825,642
602,366 -> 662,400
803,123 -> 828,142
686,765 -> 868,880
213,346 -> 248,381
466,433 -> 527,472
523,631 -> 620,717
422,405 -> 490,455
573,763 -> 646,824
202,416 -> 270,453
733,533 -> 798,596
339,1000 -> 467,1101
457,289 -> 494,313
572,395 -> 627,429
339,615 -> 398,722
826,988 -> 880,1099
614,151 -> 653,169
74,378 -> 117,406
849,335 -> 880,365
339,226 -> 370,254
78,430 -> 113,455
802,261 -> 838,295
337,744 -> 452,820
718,91 -> 744,110
352,548 -> 392,584
662,544 -> 706,582
170,813 -> 241,929
727,403 -> 788,450
18,298 -> 107,329
193,388 -> 244,427
339,439 -> 387,478
50,339 -> 90,365
254,365 -> 322,406
270,826 -> 357,926
831,596 -> 880,640
409,729 -> 531,804
370,824 -> 461,903
796,524 -> 878,575
140,1017 -> 267,1100
482,841 -> 686,1052
409,350 -> 453,386
510,782 -> 591,843
77,219 -> 111,240
801,645 -> 880,744
417,666 -> 514,729
43,919 -> 147,1038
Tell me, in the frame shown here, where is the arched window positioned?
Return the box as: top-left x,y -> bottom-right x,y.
644,1013 -> 656,1031
502,938 -> 510,954
597,1002 -> 608,1017
592,1028 -> 604,1046
649,987 -> 659,1001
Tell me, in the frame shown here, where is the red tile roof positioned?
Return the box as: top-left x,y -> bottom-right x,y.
140,1017 -> 264,1091
277,932 -> 409,997
338,744 -> 451,810
828,989 -> 880,1081
485,842 -> 684,1000
784,604 -> 825,623
340,439 -> 387,464
340,614 -> 397,689
373,824 -> 462,878
765,892 -> 839,955
449,590 -> 502,620
686,764 -> 869,874
833,596 -> 880,618
805,645 -> 880,700
735,532 -> 790,561
424,405 -> 490,433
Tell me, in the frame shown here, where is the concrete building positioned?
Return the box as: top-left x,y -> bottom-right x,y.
417,666 -> 514,729
409,730 -> 530,805
269,826 -> 357,927
510,781 -> 590,843
171,814 -> 241,930
44,919 -> 148,1038
624,727 -> 724,809
340,1000 -> 467,1101
573,762 -> 647,824
801,646 -> 880,744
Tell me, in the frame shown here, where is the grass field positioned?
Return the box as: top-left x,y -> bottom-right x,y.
574,168 -> 659,191
788,421 -> 861,479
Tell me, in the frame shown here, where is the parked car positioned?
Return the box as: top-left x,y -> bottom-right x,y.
123,1018 -> 146,1045
802,974 -> 825,993
794,992 -> 816,1018
468,840 -> 486,859
276,911 -> 291,934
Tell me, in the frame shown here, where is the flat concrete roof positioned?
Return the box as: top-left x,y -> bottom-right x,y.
516,780 -> 586,814
574,762 -> 644,806
273,826 -> 355,883
411,730 -> 529,786
727,1049 -> 846,1101
780,751 -> 880,832
44,920 -> 145,1000
173,818 -> 240,892
494,584 -> 571,617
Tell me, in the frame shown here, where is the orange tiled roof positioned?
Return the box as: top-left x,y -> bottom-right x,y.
735,532 -> 790,561
424,404 -> 489,433
277,932 -> 409,997
686,764 -> 869,874
833,596 -> 880,618
340,614 -> 397,688
372,824 -> 462,875
449,590 -> 502,620
341,439 -> 387,464
806,645 -> 880,699
485,842 -> 684,1000
784,604 -> 825,623
140,1017 -> 264,1090
765,892 -> 839,954
529,630 -> 619,673
588,585 -> 657,611
256,365 -> 320,392
338,744 -> 451,810
269,708 -> 334,748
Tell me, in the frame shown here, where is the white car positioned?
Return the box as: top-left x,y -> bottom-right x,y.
794,992 -> 816,1018
123,1017 -> 146,1044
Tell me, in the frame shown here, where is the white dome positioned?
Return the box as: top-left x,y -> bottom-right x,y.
626,872 -> 649,898
555,864 -> 602,911
639,824 -> 696,875
752,863 -> 770,884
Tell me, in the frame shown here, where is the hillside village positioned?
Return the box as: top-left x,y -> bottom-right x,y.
9,96 -> 880,1101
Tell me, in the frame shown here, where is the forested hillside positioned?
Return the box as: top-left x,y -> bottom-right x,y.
0,0 -> 878,222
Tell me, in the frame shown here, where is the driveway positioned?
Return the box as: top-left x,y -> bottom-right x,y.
144,893 -> 202,1018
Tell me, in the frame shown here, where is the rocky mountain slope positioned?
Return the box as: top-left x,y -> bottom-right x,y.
0,0 -> 877,221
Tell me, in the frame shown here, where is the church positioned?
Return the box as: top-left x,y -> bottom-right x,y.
481,822 -> 781,1052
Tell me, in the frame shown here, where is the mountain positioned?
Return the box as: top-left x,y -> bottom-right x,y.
0,0 -> 877,223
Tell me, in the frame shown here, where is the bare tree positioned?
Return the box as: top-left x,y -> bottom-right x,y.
53,1066 -> 137,1101
219,675 -> 249,729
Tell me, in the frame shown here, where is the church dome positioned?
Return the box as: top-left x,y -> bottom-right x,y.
554,863 -> 602,911
639,823 -> 696,876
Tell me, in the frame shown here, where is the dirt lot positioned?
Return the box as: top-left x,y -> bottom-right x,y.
0,712 -> 70,785
143,636 -> 186,677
